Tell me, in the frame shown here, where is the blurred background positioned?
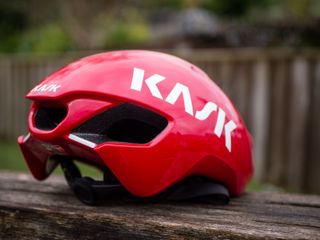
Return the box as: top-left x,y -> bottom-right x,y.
0,0 -> 319,194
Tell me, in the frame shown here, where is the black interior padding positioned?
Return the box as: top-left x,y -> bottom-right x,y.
72,103 -> 168,144
34,106 -> 67,130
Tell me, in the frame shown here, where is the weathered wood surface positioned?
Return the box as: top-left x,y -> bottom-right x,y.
0,171 -> 319,240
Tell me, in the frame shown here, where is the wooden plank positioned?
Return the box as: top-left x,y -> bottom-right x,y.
287,57 -> 310,191
231,61 -> 251,126
220,60 -> 233,98
203,60 -> 221,87
0,171 -> 319,240
209,61 -> 223,87
3,59 -> 12,139
268,60 -> 289,185
251,59 -> 270,181
22,61 -> 31,135
305,59 -> 320,193
11,61 -> 21,139
0,59 -> 6,137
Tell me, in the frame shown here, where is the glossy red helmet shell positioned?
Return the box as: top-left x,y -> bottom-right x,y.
18,50 -> 253,197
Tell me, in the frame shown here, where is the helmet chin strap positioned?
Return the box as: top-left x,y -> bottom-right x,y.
55,156 -> 230,206
58,157 -> 127,205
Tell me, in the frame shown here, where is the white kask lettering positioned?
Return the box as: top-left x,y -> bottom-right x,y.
130,67 -> 237,152
31,83 -> 61,93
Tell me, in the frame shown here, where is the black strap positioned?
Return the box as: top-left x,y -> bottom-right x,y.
58,157 -> 126,205
55,156 -> 230,206
166,177 -> 230,204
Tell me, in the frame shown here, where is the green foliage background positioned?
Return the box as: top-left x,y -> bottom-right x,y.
1,0 -> 320,53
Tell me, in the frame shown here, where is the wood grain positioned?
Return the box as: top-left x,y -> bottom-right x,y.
306,60 -> 320,193
0,171 -> 319,240
287,57 -> 310,191
268,60 -> 289,185
251,59 -> 270,181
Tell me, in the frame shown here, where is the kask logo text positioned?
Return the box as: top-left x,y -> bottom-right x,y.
31,83 -> 61,93
130,67 -> 237,152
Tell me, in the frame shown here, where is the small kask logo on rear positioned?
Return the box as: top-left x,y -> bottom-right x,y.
31,83 -> 61,93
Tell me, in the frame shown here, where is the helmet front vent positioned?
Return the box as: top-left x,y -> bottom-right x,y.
34,105 -> 67,131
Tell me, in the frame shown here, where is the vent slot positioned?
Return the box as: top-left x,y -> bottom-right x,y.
34,106 -> 67,130
72,103 -> 168,144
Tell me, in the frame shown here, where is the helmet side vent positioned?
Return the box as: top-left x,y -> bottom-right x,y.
71,103 -> 168,144
34,106 -> 67,130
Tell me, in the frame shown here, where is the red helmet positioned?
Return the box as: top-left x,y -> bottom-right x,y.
18,50 -> 253,205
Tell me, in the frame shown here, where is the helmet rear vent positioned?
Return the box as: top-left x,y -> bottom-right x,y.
106,118 -> 163,144
34,106 -> 67,130
72,103 -> 168,144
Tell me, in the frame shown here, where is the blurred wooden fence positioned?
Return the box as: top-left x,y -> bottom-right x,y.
0,48 -> 319,194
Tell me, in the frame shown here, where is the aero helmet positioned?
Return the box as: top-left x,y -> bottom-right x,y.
18,50 -> 253,205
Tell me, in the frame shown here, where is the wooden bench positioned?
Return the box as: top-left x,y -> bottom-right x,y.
0,171 -> 319,239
